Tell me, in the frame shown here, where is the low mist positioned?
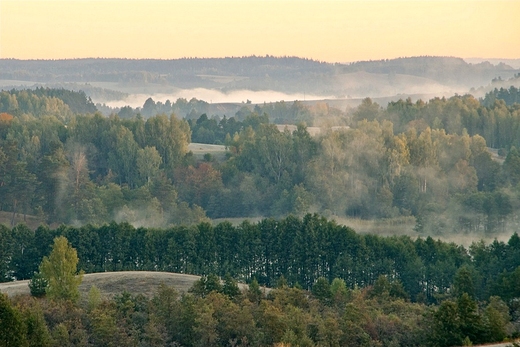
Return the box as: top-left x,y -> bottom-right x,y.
104,88 -> 334,108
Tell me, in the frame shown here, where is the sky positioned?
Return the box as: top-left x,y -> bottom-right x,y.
0,0 -> 519,63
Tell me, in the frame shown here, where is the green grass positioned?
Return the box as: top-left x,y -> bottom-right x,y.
188,142 -> 228,162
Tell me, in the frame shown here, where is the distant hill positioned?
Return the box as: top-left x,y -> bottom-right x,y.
342,56 -> 516,85
465,58 -> 520,69
1,56 -> 518,103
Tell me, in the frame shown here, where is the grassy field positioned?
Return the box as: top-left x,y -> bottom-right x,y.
0,271 -> 202,299
188,142 -> 228,161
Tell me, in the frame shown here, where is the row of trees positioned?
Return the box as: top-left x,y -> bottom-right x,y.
0,88 -> 97,118
3,215 -> 520,305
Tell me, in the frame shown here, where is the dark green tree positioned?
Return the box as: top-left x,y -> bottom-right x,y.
0,294 -> 28,347
452,266 -> 475,298
28,272 -> 48,298
457,293 -> 484,345
222,273 -> 241,300
247,277 -> 262,304
430,300 -> 462,347
312,277 -> 332,304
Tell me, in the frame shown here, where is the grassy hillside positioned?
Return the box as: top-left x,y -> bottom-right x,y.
0,271 -> 256,301
0,271 -> 202,299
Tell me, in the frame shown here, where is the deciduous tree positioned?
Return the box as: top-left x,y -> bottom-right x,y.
39,236 -> 83,302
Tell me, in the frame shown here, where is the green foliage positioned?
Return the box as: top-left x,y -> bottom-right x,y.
311,277 -> 332,304
0,225 -> 12,283
458,293 -> 485,345
28,272 -> 48,298
189,274 -> 223,298
453,266 -> 476,298
6,214 -> 520,306
17,299 -> 52,347
330,278 -> 349,305
483,296 -> 510,342
504,146 -> 520,186
431,300 -> 463,347
39,236 -> 83,302
276,275 -> 288,289
3,87 -> 520,234
247,277 -> 262,303
0,294 -> 28,347
2,269 -> 519,347
87,285 -> 102,312
222,273 -> 241,300
429,292 -> 490,347
482,86 -> 520,107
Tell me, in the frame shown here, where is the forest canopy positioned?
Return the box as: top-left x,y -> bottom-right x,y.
1,87 -> 520,235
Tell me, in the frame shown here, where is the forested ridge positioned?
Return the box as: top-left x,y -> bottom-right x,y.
2,56 -> 518,97
1,56 -> 515,84
482,85 -> 520,107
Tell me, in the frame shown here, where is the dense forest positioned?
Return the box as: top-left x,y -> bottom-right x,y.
2,216 -> 520,346
2,88 -> 520,235
3,85 -> 520,346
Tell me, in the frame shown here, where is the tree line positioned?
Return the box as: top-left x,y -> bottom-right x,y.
3,215 -> 520,306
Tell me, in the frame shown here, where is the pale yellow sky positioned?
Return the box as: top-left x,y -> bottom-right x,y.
0,0 -> 519,62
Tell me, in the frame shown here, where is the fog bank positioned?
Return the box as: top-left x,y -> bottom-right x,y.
104,88 -> 333,108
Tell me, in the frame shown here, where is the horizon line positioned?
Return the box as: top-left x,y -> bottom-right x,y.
1,55 -> 519,65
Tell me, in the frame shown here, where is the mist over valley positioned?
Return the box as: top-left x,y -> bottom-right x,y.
2,56 -> 519,109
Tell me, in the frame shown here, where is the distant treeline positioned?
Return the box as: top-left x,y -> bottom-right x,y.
1,56 -> 517,90
2,215 -> 520,306
342,56 -> 517,85
120,97 -> 316,125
